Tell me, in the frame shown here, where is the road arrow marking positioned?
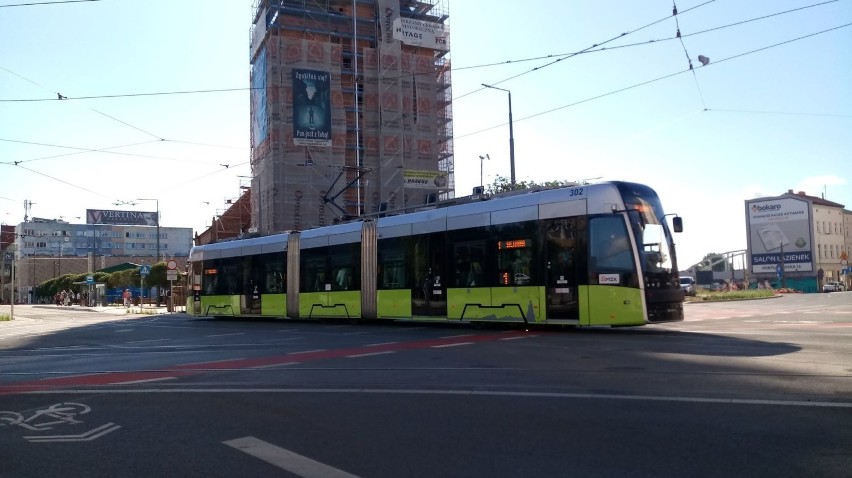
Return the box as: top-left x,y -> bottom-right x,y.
25,422 -> 120,442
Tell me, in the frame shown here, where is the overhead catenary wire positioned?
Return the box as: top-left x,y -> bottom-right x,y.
0,1 -> 717,104
0,138 -> 221,166
0,0 -> 99,7
453,0 -> 718,101
0,1 -> 838,104
456,22 -> 852,140
672,0 -> 708,110
705,109 -> 852,118
452,0 -> 840,73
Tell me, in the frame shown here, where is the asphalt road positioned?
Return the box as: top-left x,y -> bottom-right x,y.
1,293 -> 850,477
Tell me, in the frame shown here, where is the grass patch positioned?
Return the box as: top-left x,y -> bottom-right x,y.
0,313 -> 12,322
687,289 -> 777,302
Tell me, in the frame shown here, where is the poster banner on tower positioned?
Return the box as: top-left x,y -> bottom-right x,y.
392,17 -> 450,51
403,170 -> 449,190
292,68 -> 332,147
251,48 -> 268,148
377,0 -> 400,45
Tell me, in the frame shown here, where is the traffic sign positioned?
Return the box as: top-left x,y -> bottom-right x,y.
167,260 -> 178,270
139,265 -> 151,276
86,275 -> 94,285
167,270 -> 178,281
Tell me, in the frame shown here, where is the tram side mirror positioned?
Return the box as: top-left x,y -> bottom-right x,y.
672,216 -> 683,233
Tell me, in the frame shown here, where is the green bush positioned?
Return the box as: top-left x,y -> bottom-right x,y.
688,289 -> 776,302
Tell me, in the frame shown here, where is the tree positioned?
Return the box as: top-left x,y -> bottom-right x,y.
700,253 -> 728,272
485,175 -> 583,195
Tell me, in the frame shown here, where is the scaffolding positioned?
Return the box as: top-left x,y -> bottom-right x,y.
248,0 -> 453,234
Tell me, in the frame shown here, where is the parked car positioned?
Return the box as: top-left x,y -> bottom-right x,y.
823,281 -> 846,292
679,276 -> 697,296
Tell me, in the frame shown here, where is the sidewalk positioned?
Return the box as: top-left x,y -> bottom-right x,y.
1,303 -> 184,320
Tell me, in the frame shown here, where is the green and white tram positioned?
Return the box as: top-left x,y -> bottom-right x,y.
187,181 -> 684,326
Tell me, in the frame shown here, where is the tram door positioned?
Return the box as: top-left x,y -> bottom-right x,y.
412,234 -> 447,317
545,218 -> 580,320
241,256 -> 261,315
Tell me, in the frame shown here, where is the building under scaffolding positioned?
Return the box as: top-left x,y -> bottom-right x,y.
249,0 -> 453,234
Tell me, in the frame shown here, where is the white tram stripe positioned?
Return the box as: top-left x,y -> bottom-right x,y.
223,436 -> 361,478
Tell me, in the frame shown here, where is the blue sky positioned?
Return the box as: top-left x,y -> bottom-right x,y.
1,0 -> 849,268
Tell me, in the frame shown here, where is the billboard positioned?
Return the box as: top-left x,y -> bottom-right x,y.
86,209 -> 157,226
403,169 -> 449,190
292,69 -> 332,147
746,197 -> 813,273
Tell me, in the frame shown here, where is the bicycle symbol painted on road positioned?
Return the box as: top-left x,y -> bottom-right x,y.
0,402 -> 91,431
0,402 -> 120,442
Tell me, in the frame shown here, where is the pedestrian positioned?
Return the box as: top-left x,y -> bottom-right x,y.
122,288 -> 132,308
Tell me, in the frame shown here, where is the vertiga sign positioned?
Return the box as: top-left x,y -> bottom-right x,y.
86,209 -> 157,226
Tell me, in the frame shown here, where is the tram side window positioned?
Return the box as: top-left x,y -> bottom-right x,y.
589,216 -> 635,273
217,257 -> 241,295
453,241 -> 486,287
301,248 -> 327,292
261,252 -> 285,294
203,264 -> 218,295
378,238 -> 407,290
330,243 -> 360,291
497,241 -> 532,286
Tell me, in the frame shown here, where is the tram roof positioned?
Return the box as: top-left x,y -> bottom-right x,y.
189,182 -> 642,259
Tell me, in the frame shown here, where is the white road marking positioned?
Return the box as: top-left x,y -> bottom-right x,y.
25,422 -> 121,443
175,358 -> 247,367
26,388 -> 852,409
251,361 -> 301,369
347,351 -> 396,358
500,335 -> 537,341
223,436 -> 361,478
440,334 -> 474,339
288,349 -> 326,355
432,342 -> 474,348
111,377 -> 177,385
365,342 -> 398,347
206,333 -> 245,338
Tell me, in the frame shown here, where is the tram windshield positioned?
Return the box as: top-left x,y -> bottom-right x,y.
616,183 -> 679,279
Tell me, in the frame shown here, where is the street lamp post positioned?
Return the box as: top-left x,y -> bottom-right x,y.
58,237 -> 69,277
478,154 -> 489,188
481,84 -> 515,187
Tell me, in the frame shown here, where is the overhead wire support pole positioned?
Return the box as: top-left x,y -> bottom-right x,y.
137,198 -> 160,262
481,84 -> 515,186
